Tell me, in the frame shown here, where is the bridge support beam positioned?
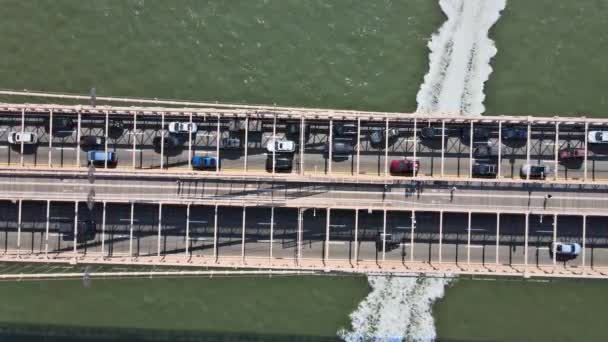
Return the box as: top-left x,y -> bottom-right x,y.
272,114 -> 277,174
297,208 -> 303,264
410,210 -> 416,263
497,121 -> 502,178
328,119 -> 333,174
45,200 -> 50,258
101,201 -> 106,257
104,110 -> 109,169
244,116 -> 249,172
441,120 -> 446,177
384,117 -> 389,177
19,108 -> 25,166
382,209 -> 387,262
213,204 -> 218,261
356,117 -> 361,176
439,210 -> 443,263
185,203 -> 190,258
188,112 -> 193,169
353,209 -> 359,264
129,202 -> 134,258
552,213 -> 558,265
48,109 -> 53,167
76,111 -> 81,167
582,215 -> 587,268
17,199 -> 22,256
495,212 -> 500,265
324,208 -> 331,263
216,115 -> 221,174
467,211 -> 472,264
160,112 -> 165,169
526,121 -> 531,180
554,122 -> 559,181
73,201 -> 78,255
469,121 -> 474,179
584,121 -> 589,181
269,207 -> 274,260
132,111 -> 137,169
299,117 -> 305,175
524,212 -> 529,268
413,118 -> 418,172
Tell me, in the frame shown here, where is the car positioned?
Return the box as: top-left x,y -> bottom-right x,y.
551,242 -> 582,257
266,156 -> 293,172
472,162 -> 498,177
420,127 -> 445,140
60,220 -> 96,242
221,137 -> 241,149
389,159 -> 419,176
168,122 -> 198,134
108,119 -> 125,138
370,128 -> 399,146
286,123 -> 310,137
588,130 -> 608,144
473,145 -> 498,159
559,148 -> 585,161
375,232 -> 401,251
501,127 -> 527,140
79,135 -> 105,149
333,123 -> 357,136
87,151 -> 117,167
461,127 -> 490,142
325,140 -> 354,159
46,117 -> 74,134
192,155 -> 218,170
520,163 -> 551,179
266,138 -> 296,153
7,132 -> 37,144
153,136 -> 184,151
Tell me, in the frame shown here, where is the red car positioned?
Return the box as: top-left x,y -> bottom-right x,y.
559,148 -> 585,161
390,159 -> 420,176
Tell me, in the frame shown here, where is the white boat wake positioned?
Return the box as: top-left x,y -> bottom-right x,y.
338,275 -> 453,342
416,0 -> 506,116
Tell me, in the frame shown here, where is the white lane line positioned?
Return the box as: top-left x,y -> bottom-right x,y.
125,149 -> 143,152
329,241 -> 346,245
189,220 -> 208,224
535,230 -> 553,234
467,245 -> 485,249
55,147 -> 76,150
189,237 -> 213,241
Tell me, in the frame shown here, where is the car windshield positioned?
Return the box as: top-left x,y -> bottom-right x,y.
596,132 -> 603,141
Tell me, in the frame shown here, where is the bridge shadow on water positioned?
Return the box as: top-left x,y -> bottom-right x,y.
0,322 -> 340,342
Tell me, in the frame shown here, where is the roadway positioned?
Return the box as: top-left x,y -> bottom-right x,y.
1,111 -> 608,182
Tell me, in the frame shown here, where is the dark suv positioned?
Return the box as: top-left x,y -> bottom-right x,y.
266,156 -> 293,172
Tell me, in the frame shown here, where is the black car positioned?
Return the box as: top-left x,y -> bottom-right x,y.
153,135 -> 184,151
369,128 -> 398,146
108,119 -> 125,138
472,162 -> 498,177
45,117 -> 74,135
286,123 -> 310,138
325,140 -> 354,159
502,127 -> 527,140
266,156 -> 293,172
333,123 -> 357,136
420,127 -> 445,140
60,220 -> 96,242
79,135 -> 105,150
473,145 -> 498,159
461,127 -> 490,143
221,137 -> 241,149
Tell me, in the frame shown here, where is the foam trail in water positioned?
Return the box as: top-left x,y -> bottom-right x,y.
416,0 -> 506,116
338,275 -> 452,342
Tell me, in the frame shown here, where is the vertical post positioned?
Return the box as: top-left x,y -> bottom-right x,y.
467,211 -> 472,264
17,199 -> 22,256
216,115 -> 220,174
497,121 -> 502,178
160,112 -> 165,169
441,120 -> 446,177
241,206 -> 246,262
104,111 -> 109,169
526,121 -> 531,180
554,122 -> 559,180
297,208 -> 303,263
244,116 -> 249,172
356,117 -> 361,176
469,121 -> 474,178
382,209 -> 387,262
384,117 -> 389,177
76,111 -> 81,167
299,117 -> 305,175
413,118 -> 418,170
188,112 -> 193,169
157,203 -> 162,257
101,201 -> 106,257
213,204 -> 218,260
438,210 -> 444,263
185,204 -> 190,257
269,207 -> 274,260
353,209 -> 359,263
272,114 -> 277,174
129,202 -> 134,258
552,213 -> 558,265
132,111 -> 137,169
45,200 -> 50,258
584,121 -> 589,181
495,212 -> 500,265
20,108 -> 25,166
524,212 -> 529,268
410,210 -> 415,262
73,201 -> 78,255
582,215 -> 587,268
48,109 -> 53,167
328,119 -> 333,174
324,208 -> 331,262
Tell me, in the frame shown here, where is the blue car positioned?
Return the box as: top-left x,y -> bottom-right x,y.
192,155 -> 218,170
87,151 -> 117,167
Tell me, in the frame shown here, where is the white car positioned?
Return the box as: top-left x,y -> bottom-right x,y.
588,130 -> 608,144
168,122 -> 197,134
520,163 -> 551,179
8,132 -> 38,144
551,242 -> 582,257
266,139 -> 295,153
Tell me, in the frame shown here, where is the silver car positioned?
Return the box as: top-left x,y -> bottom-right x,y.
8,132 -> 38,144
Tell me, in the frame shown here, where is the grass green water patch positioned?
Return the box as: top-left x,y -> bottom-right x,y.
0,275 -> 368,340
434,278 -> 608,341
0,0 -> 441,112
486,0 -> 608,117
